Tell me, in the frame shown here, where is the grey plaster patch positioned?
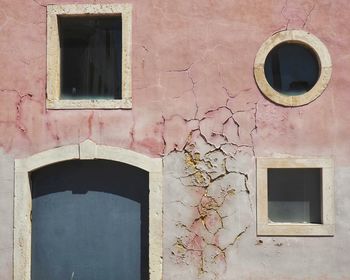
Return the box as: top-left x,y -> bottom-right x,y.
163,136 -> 254,278
0,150 -> 14,280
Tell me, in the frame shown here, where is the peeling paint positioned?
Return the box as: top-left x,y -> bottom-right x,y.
163,110 -> 255,277
1,0 -> 350,279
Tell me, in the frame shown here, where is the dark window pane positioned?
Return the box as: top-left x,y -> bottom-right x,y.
267,168 -> 322,224
31,160 -> 149,280
59,16 -> 122,100
264,43 -> 320,96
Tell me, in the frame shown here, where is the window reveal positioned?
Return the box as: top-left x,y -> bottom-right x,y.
264,43 -> 320,96
267,168 -> 322,224
59,16 -> 122,100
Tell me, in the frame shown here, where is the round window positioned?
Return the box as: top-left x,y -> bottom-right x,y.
264,43 -> 320,96
254,30 -> 332,106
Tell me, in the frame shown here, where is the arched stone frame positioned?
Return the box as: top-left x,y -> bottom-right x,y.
254,30 -> 332,106
14,140 -> 162,280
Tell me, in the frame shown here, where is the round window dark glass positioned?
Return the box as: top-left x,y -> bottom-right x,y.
264,43 -> 320,96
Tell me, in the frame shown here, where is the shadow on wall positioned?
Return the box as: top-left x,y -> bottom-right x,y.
30,159 -> 149,280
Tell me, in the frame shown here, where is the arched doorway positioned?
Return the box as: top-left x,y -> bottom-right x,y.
14,140 -> 162,280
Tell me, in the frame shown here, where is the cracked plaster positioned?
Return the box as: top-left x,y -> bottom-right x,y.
0,0 -> 350,279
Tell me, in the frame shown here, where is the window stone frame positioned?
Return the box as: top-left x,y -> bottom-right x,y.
254,30 -> 332,107
47,4 -> 132,109
256,157 -> 335,236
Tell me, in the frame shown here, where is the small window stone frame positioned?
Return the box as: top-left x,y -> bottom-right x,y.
47,4 -> 132,109
256,157 -> 335,236
254,30 -> 332,107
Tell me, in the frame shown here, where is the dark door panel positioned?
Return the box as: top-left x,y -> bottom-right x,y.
30,160 -> 149,280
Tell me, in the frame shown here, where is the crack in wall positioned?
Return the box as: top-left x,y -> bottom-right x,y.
281,0 -> 318,30
281,0 -> 291,30
166,120 -> 255,277
0,89 -> 44,137
302,0 -> 317,28
45,120 -> 60,142
161,50 -> 259,277
167,63 -> 199,119
16,93 -> 32,134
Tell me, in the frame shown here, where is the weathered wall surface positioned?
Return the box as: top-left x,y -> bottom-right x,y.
0,0 -> 350,279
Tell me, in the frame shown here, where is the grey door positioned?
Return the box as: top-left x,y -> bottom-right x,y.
30,160 -> 149,280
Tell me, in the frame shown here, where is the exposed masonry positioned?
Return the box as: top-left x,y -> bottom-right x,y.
162,61 -> 258,277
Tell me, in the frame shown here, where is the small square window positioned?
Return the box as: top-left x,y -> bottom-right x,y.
47,4 -> 132,109
268,168 -> 321,224
257,158 -> 334,236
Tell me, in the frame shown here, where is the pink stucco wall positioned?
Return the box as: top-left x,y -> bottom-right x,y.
0,0 -> 349,161
1,0 -> 350,279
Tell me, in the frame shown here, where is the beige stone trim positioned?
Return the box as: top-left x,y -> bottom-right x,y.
256,157 -> 335,236
47,4 -> 132,109
14,140 -> 162,280
254,30 -> 332,107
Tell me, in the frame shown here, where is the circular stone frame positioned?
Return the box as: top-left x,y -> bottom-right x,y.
254,30 -> 332,107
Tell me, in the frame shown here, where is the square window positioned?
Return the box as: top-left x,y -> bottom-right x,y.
268,168 -> 321,224
257,158 -> 334,236
47,4 -> 132,109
